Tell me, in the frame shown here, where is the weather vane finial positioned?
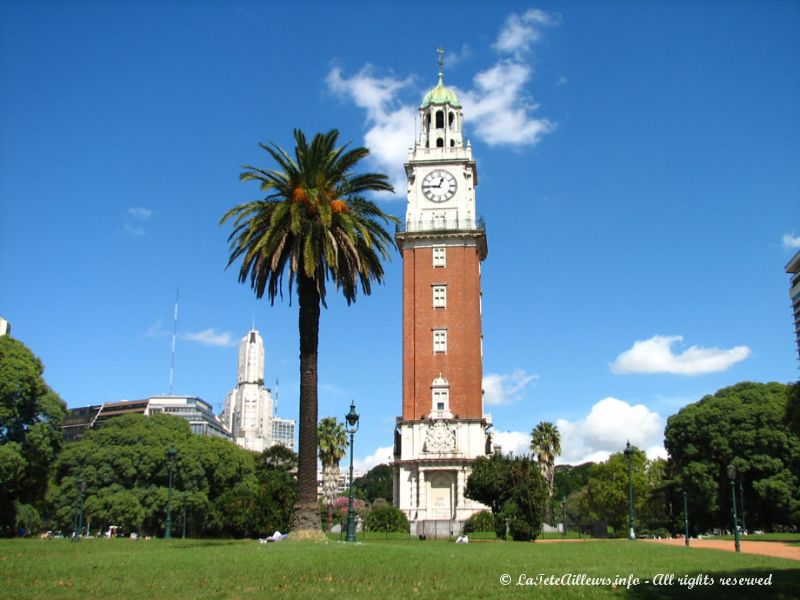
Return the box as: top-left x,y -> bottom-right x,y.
436,47 -> 444,83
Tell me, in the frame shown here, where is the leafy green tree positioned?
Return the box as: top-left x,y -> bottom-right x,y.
0,336 -> 66,535
665,382 -> 800,532
221,129 -> 396,531
580,445 -> 657,536
48,413 -> 263,537
364,501 -> 409,535
554,462 -> 593,500
785,382 -> 800,437
257,444 -> 297,473
353,463 -> 393,502
465,453 -> 548,540
318,417 -> 347,530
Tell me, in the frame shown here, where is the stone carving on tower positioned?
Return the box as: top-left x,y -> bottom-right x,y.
393,50 -> 491,537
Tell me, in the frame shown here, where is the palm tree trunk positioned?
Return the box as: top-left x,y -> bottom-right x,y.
293,273 -> 321,531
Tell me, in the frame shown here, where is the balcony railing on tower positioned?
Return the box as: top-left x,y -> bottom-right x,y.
397,215 -> 485,235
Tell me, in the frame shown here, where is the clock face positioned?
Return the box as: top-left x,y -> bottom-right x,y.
422,169 -> 457,203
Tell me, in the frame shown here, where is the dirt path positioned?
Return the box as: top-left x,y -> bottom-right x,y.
644,537 -> 800,561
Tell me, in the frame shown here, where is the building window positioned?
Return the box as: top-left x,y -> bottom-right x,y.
431,375 -> 449,413
433,246 -> 446,267
436,110 -> 444,128
433,285 -> 447,308
433,329 -> 447,353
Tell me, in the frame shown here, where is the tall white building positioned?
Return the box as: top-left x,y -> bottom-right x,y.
221,329 -> 295,452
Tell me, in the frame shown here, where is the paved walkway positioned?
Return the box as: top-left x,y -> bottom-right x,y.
644,538 -> 800,561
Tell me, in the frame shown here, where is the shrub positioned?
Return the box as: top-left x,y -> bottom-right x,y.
463,510 -> 494,534
365,504 -> 409,533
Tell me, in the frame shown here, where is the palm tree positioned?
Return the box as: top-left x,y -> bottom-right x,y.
530,421 -> 562,518
318,417 -> 347,531
221,129 -> 396,531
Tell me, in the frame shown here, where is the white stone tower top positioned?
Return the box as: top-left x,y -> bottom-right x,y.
237,330 -> 265,385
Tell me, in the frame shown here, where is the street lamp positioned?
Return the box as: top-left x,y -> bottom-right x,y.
344,401 -> 360,543
561,497 -> 567,539
73,477 -> 87,543
182,494 -> 187,539
682,490 -> 689,547
623,441 -> 635,540
165,447 -> 177,539
727,463 -> 741,553
738,480 -> 746,534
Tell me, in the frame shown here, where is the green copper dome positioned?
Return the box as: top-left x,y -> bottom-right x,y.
421,74 -> 461,108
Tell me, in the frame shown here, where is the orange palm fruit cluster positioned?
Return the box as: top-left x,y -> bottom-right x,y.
292,187 -> 308,203
330,199 -> 348,214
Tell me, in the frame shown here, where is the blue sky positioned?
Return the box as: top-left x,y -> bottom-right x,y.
2,1 -> 799,469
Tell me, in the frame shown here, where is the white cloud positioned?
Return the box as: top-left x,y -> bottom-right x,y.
493,8 -> 557,57
325,66 -> 416,191
128,207 -> 153,220
611,335 -> 751,376
444,44 -> 472,67
491,430 -> 531,457
459,61 -> 555,147
144,319 -> 167,338
782,233 -> 800,249
354,445 -> 393,473
556,397 -> 665,464
124,224 -> 146,236
324,8 -> 558,183
180,328 -> 237,348
483,369 -> 538,406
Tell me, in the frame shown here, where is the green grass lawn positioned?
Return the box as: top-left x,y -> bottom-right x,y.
1,537 -> 798,599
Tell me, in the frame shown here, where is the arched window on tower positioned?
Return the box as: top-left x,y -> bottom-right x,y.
435,110 -> 444,128
448,112 -> 454,127
450,140 -> 455,147
431,375 -> 451,417
436,138 -> 444,148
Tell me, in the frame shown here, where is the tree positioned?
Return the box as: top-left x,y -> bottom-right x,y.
465,453 -> 548,540
0,336 -> 66,535
352,463 -> 393,503
580,446 -> 656,535
49,413 -> 261,537
257,444 -> 297,473
221,129 -> 396,531
530,421 -> 561,519
317,417 -> 347,530
665,382 -> 800,532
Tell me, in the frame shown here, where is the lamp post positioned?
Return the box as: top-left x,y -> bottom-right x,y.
682,490 -> 689,547
344,401 -> 360,543
73,477 -> 86,543
165,447 -> 177,539
182,494 -> 187,539
738,480 -> 746,534
727,464 -> 741,552
623,441 -> 635,540
561,497 -> 567,539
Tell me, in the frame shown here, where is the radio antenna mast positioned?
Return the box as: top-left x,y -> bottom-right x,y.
168,287 -> 179,395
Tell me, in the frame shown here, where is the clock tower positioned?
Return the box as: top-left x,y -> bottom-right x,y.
393,52 -> 491,537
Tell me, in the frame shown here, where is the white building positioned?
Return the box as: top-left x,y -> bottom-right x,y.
0,317 -> 10,337
221,329 -> 295,452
